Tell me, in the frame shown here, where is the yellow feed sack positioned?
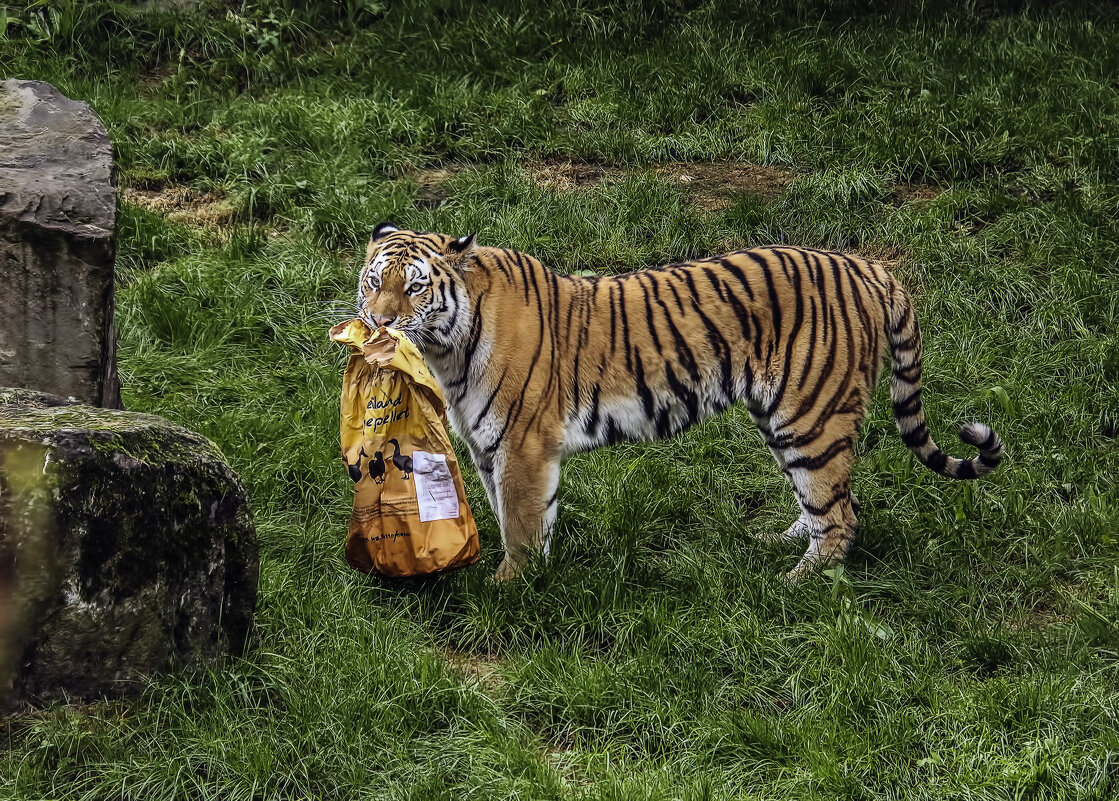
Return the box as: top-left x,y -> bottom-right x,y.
329,319 -> 479,577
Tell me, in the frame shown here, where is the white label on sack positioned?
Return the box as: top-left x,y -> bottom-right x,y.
412,451 -> 460,522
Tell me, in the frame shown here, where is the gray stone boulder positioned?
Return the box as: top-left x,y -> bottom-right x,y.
0,79 -> 121,408
0,389 -> 257,710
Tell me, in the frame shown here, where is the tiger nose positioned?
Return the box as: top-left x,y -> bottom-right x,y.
371,314 -> 395,328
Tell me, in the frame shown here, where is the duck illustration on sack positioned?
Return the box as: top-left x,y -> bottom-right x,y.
347,449 -> 365,483
387,439 -> 412,480
368,450 -> 387,484
347,447 -> 388,484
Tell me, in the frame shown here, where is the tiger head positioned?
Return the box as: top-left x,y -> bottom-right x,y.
357,222 -> 476,346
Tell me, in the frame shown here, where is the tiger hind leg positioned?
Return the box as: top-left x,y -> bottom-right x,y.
781,434 -> 860,582
773,483 -> 858,543
747,406 -> 812,544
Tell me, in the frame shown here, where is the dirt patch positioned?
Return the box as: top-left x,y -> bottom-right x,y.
522,160 -> 795,211
888,182 -> 943,206
444,648 -> 507,697
1003,607 -> 1073,632
542,740 -> 593,788
407,164 -> 472,209
653,162 -> 795,210
523,161 -> 623,191
122,186 -> 236,229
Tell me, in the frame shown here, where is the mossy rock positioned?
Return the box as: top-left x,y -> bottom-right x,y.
0,389 -> 258,710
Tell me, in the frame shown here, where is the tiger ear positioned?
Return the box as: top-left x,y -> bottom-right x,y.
446,233 -> 477,267
370,221 -> 399,242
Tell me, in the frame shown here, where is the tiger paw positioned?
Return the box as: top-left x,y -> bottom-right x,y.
783,556 -> 824,583
755,518 -> 810,544
492,556 -> 524,582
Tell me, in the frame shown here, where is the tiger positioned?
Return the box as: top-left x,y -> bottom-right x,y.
355,222 -> 1004,581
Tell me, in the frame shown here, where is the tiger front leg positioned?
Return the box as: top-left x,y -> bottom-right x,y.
467,446 -> 503,532
492,447 -> 561,581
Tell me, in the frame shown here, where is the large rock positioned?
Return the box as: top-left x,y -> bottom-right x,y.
0,80 -> 121,408
0,389 -> 257,710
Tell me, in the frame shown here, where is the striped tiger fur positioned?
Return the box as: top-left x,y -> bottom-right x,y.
356,222 -> 1005,581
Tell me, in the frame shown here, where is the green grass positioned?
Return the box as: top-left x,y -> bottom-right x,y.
2,1 -> 1119,799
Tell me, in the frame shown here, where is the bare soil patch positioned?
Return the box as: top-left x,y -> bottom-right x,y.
653,162 -> 795,210
888,182 -> 943,206
122,186 -> 236,229
523,161 -> 622,191
522,160 -> 796,211
407,160 -> 797,212
407,164 -> 472,208
444,648 -> 507,697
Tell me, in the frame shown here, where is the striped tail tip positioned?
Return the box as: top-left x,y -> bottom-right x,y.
959,421 -> 1004,475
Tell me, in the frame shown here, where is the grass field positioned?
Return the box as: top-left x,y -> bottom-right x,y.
2,1 -> 1119,798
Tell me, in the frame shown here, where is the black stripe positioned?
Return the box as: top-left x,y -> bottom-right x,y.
535,268 -> 562,415
648,274 -> 700,384
771,326 -> 840,439
798,491 -> 849,517
750,310 -> 765,362
637,275 -> 663,352
701,266 -> 727,302
603,417 -> 624,445
571,345 -> 583,409
633,349 -> 655,418
678,268 -> 702,307
901,425 -> 930,448
746,251 -> 782,346
892,389 -> 922,418
482,403 -> 516,456
512,252 -> 532,303
688,296 -> 736,403
785,437 -> 852,471
436,280 -> 450,313
719,257 -> 757,302
893,333 -> 920,352
471,368 -> 507,429
892,363 -> 922,383
841,259 -> 877,380
527,258 -> 545,322
666,278 -> 686,314
796,296 -> 819,391
925,451 -> 948,473
447,301 -> 485,398
837,392 -> 863,416
762,249 -> 806,417
978,452 -> 1002,468
609,282 -> 619,356
492,250 -> 514,280
718,280 -> 752,344
585,383 -> 602,438
804,250 -> 828,294
890,304 -> 911,335
577,280 -> 592,348
618,282 -> 633,372
506,295 -> 547,436
665,363 -> 699,425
